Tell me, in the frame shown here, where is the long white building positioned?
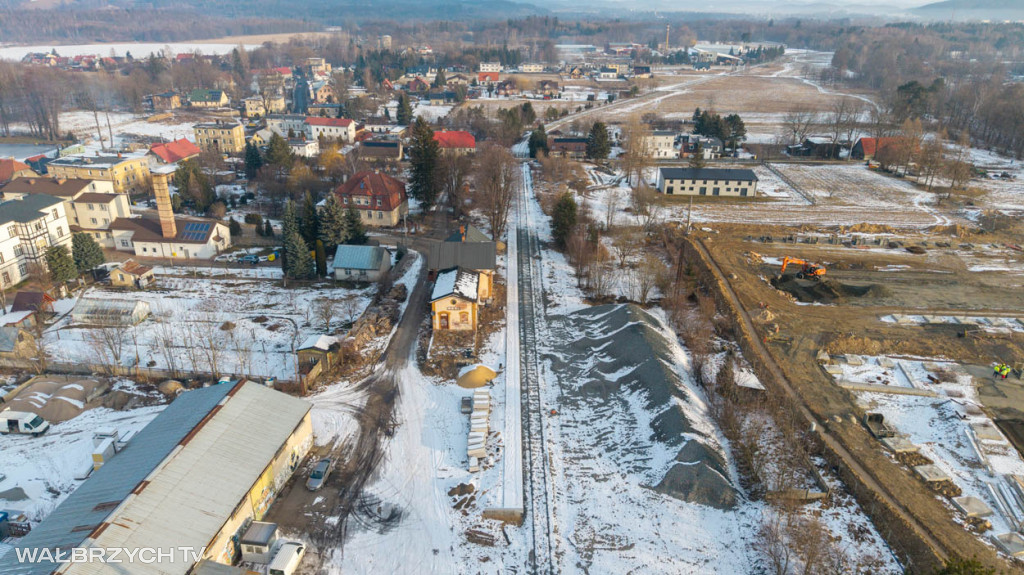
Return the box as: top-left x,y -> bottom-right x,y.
0,193 -> 72,287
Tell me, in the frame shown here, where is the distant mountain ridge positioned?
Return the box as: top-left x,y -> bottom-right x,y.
914,0 -> 1024,19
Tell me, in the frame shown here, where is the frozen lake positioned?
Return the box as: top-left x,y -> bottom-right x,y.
0,42 -> 258,61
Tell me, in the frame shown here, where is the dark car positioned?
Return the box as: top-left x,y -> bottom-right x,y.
239,255 -> 260,265
305,458 -> 332,491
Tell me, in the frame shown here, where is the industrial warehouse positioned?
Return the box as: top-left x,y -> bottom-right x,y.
0,380 -> 313,575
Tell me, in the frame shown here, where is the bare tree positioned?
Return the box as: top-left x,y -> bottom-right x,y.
631,183 -> 662,233
440,152 -> 472,217
944,131 -> 975,193
618,114 -> 652,187
338,294 -> 362,326
823,99 -> 862,159
753,510 -> 792,575
631,253 -> 663,305
475,144 -> 519,240
316,298 -> 336,333
612,229 -> 640,268
196,313 -> 224,377
154,313 -> 180,377
87,323 -> 128,374
602,188 -> 620,230
782,106 -> 817,146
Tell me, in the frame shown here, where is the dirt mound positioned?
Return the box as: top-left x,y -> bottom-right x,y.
771,276 -> 891,304
553,304 -> 738,509
4,377 -> 107,423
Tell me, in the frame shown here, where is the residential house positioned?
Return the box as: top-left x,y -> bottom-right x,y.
851,137 -> 899,161
407,77 -> 431,92
305,117 -> 357,143
310,81 -> 335,103
0,194 -> 72,287
306,57 -> 332,75
0,326 -> 37,364
565,65 -> 586,79
363,119 -> 407,137
45,154 -> 150,195
188,89 -> 229,108
446,73 -> 471,87
519,63 -> 544,73
537,80 -> 560,96
596,67 -> 619,80
148,138 -> 201,166
193,123 -> 246,154
656,167 -> 759,197
266,114 -> 308,138
0,308 -> 38,330
479,62 -> 502,73
549,137 -> 588,160
334,170 -> 408,227
427,91 -> 458,106
679,134 -> 723,159
645,131 -> 677,159
332,244 -> 391,282
307,103 -> 343,117
430,267 -> 489,331
248,129 -> 274,147
289,139 -> 320,158
109,216 -> 230,259
693,61 -> 712,71
433,131 -> 476,155
242,95 -> 285,119
150,91 -> 182,110
495,80 -> 519,96
787,137 -> 842,159
359,140 -> 403,163
477,72 -> 500,85
0,159 -> 37,184
110,260 -> 155,289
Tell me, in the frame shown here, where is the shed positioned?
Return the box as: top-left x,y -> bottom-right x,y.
297,335 -> 342,372
72,298 -> 151,326
239,521 -> 279,564
10,291 -> 54,314
111,260 -> 155,289
332,244 -> 391,282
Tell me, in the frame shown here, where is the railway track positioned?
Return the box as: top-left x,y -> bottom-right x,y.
516,160 -> 556,573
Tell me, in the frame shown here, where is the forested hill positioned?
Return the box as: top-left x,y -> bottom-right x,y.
0,0 -> 546,44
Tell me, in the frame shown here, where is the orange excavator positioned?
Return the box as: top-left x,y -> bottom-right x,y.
779,256 -> 827,280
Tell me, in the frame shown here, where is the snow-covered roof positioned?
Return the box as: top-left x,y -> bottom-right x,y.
298,334 -> 341,352
0,309 -> 33,326
430,267 -> 479,302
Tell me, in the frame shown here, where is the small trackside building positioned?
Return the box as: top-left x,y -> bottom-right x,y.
0,380 -> 314,575
430,267 -> 490,331
656,167 -> 759,197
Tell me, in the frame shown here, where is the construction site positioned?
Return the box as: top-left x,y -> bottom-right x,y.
674,218 -> 1024,570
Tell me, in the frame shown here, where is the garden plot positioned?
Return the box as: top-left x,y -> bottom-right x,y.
851,358 -> 1024,539
774,164 -> 932,210
43,273 -> 375,380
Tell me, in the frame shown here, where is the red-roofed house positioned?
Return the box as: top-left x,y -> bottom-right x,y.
304,117 -> 357,143
851,137 -> 900,161
477,72 -> 500,85
334,170 -> 409,227
0,158 -> 37,184
148,138 -> 202,165
432,131 -> 476,155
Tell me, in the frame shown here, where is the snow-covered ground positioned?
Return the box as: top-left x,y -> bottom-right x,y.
849,356 -> 1024,538
43,271 -> 375,380
0,399 -> 165,522
412,102 -> 453,123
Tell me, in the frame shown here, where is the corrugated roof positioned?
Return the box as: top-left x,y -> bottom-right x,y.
332,244 -> 386,271
0,194 -> 63,226
62,383 -> 310,575
659,167 -> 758,182
149,138 -> 201,164
428,241 -> 496,271
433,130 -> 476,149
0,384 -> 234,575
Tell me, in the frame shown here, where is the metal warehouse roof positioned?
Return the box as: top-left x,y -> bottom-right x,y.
332,244 -> 386,271
659,167 -> 758,182
63,382 -> 311,575
0,384 -> 234,575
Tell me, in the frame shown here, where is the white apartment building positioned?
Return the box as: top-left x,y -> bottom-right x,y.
645,131 -> 677,159
479,62 -> 502,73
0,194 -> 72,287
2,177 -> 131,248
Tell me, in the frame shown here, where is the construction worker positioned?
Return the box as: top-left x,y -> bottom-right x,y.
1002,364 -> 1012,379
995,364 -> 1005,378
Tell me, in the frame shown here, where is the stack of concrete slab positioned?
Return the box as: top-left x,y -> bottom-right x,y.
468,389 -> 491,465
953,496 -> 994,518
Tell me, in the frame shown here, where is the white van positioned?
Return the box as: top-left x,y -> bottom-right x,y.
267,541 -> 305,575
0,410 -> 50,437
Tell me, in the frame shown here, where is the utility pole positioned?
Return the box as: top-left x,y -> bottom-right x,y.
686,195 -> 692,234
665,25 -> 670,53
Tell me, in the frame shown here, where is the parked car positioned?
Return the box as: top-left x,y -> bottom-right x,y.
305,458 -> 332,491
267,541 -> 305,575
257,255 -> 270,262
0,410 -> 51,437
214,254 -> 236,263
239,255 -> 260,265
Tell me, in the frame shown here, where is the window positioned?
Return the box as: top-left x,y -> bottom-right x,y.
91,218 -> 98,225
713,187 -> 720,196
376,198 -> 382,206
377,211 -> 383,219
87,203 -> 94,210
1,272 -> 8,285
56,227 -> 63,238
51,209 -> 59,220
345,269 -> 351,275
740,188 -> 748,197
0,253 -> 4,264
141,247 -> 147,253
699,187 -> 707,195
103,219 -> 108,225
17,263 -> 26,276
101,204 -> 108,211
120,239 -> 130,247
7,225 -> 16,239
13,244 -> 23,256
35,222 -> 43,231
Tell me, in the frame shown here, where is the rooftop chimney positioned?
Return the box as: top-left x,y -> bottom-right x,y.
151,171 -> 177,239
